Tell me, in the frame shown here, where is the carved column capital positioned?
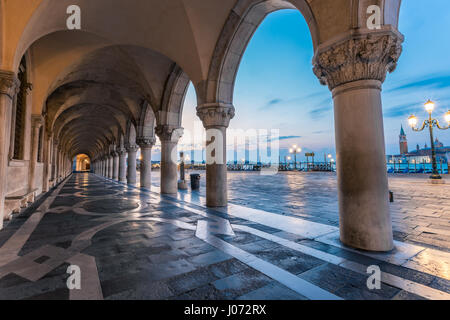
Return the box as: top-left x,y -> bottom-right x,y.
313,31 -> 403,90
125,144 -> 140,153
155,125 -> 184,143
136,137 -> 156,149
0,70 -> 21,99
31,115 -> 44,129
117,148 -> 127,156
196,103 -> 235,128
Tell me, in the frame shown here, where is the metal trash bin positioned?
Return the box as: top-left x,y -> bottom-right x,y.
389,191 -> 394,203
190,173 -> 201,190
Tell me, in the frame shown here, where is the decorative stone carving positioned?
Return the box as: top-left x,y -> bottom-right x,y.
136,137 -> 156,148
0,70 -> 20,98
31,115 -> 44,129
125,144 -> 139,153
117,148 -> 127,156
196,103 -> 235,128
313,31 -> 403,90
155,125 -> 184,143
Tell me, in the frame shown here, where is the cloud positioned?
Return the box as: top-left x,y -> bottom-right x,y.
383,102 -> 420,118
383,95 -> 450,118
260,98 -> 283,110
278,135 -> 301,141
309,98 -> 333,119
386,75 -> 450,93
265,135 -> 301,142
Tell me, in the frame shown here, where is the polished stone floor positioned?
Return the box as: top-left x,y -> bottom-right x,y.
158,171 -> 450,252
0,173 -> 449,300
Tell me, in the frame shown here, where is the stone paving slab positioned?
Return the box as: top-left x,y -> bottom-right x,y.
0,173 -> 448,300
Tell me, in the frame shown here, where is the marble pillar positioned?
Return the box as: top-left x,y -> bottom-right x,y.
196,104 -> 235,207
28,116 -> 43,192
313,30 -> 403,251
137,137 -> 155,189
51,140 -> 57,182
112,151 -> 119,181
103,156 -> 108,177
106,156 -> 112,179
118,149 -> 127,183
42,133 -> 52,192
156,126 -> 183,194
126,145 -> 138,185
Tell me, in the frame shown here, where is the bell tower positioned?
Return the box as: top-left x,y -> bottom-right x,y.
399,125 -> 408,155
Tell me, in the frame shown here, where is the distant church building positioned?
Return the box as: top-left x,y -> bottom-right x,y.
387,126 -> 450,165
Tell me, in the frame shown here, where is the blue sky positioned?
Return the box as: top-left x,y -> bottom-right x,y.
179,0 -> 450,162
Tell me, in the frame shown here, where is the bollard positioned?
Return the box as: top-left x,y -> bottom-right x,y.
178,152 -> 188,190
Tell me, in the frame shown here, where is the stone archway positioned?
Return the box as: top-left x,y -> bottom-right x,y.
74,154 -> 91,172
192,0 -> 403,252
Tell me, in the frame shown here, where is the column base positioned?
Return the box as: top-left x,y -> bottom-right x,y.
178,180 -> 188,190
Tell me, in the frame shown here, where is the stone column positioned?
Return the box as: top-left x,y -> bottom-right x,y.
55,147 -> 60,183
126,145 -> 138,185
58,149 -> 63,182
42,130 -> 52,192
51,140 -> 57,182
29,116 -> 43,192
103,156 -> 107,177
197,103 -> 235,207
107,155 -> 113,179
0,70 -> 20,229
137,137 -> 155,189
112,151 -> 119,181
313,30 -> 403,251
156,125 -> 183,194
118,148 -> 127,183
99,158 -> 103,176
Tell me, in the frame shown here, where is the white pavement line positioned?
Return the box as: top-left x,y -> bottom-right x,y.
195,225 -> 342,300
0,177 -> 70,267
196,220 -> 235,238
67,253 -> 103,300
234,225 -> 450,300
108,177 -> 450,295
160,188 -> 449,281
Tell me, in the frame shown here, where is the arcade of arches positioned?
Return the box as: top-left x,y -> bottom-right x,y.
0,0 -> 403,252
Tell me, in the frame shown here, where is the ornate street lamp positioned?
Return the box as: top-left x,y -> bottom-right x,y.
289,145 -> 302,170
408,100 -> 450,180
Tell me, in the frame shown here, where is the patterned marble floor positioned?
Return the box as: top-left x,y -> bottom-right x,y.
155,171 -> 450,252
0,173 -> 449,300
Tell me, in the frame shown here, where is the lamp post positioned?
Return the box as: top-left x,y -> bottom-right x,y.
289,145 -> 302,171
408,100 -> 450,180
